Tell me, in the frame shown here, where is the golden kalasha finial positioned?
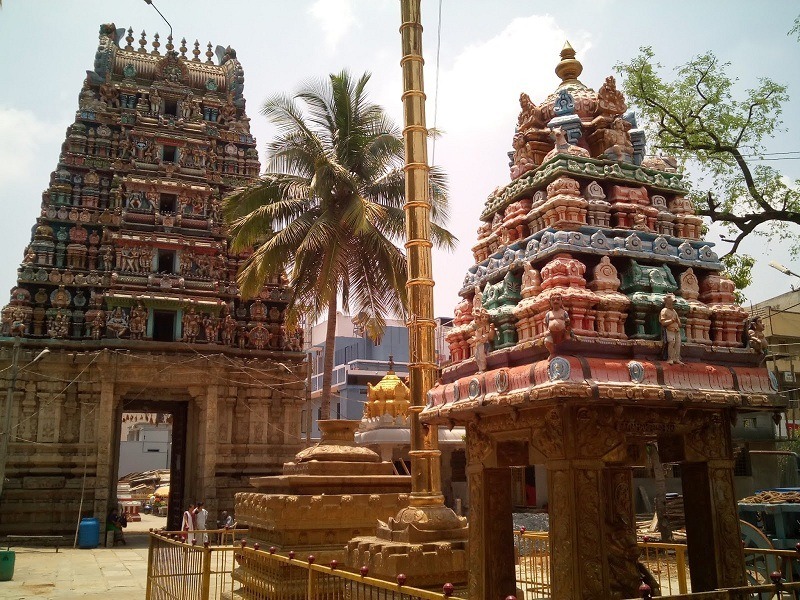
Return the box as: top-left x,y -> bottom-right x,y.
555,40 -> 583,85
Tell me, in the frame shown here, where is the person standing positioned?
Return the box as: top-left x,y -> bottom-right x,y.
194,501 -> 208,544
182,502 -> 195,544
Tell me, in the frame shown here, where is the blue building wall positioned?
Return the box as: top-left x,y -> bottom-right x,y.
308,322 -> 410,437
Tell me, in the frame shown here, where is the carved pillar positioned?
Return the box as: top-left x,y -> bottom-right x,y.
547,462 -> 639,600
468,467 -> 515,599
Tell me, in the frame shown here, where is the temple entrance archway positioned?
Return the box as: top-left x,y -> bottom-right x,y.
112,398 -> 190,531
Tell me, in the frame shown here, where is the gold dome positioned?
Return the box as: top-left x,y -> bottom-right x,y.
364,363 -> 410,419
555,41 -> 583,86
539,41 -> 598,124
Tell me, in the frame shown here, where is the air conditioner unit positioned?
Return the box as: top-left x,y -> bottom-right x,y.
783,371 -> 796,383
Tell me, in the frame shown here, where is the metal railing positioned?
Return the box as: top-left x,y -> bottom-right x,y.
516,530 -> 800,599
627,580 -> 800,599
146,530 -> 461,600
516,531 -> 551,599
233,545 -> 460,599
146,529 -> 244,600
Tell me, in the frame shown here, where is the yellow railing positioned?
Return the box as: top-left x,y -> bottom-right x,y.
625,580 -> 800,599
233,545 -> 461,599
516,531 -> 551,599
146,530 -> 462,600
638,539 -> 689,595
517,529 -> 800,599
146,529 -> 244,600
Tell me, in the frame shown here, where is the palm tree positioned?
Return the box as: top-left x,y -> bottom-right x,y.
223,70 -> 456,420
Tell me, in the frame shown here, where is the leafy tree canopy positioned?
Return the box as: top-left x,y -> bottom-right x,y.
616,47 -> 799,258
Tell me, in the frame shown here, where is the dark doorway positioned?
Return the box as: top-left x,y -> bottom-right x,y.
152,311 -> 176,342
160,193 -> 177,213
157,250 -> 175,274
115,399 -> 188,531
163,100 -> 178,117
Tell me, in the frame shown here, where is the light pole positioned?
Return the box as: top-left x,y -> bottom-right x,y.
143,0 -> 173,53
770,261 -> 800,280
0,342 -> 50,502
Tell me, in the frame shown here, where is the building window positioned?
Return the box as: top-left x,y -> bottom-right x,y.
152,310 -> 176,342
160,193 -> 177,213
734,446 -> 752,477
162,145 -> 177,163
301,410 -> 307,434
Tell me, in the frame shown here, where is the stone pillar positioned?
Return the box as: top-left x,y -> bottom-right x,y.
546,463 -> 639,600
467,467 -> 515,598
200,384 -> 218,508
682,461 -> 746,591
93,377 -> 116,518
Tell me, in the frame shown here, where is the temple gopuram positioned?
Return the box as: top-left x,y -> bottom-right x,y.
421,43 -> 785,598
0,24 -> 305,533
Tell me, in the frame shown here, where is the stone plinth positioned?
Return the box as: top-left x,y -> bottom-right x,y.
235,420 -> 410,562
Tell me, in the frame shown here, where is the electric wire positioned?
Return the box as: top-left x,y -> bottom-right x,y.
429,0 -> 443,168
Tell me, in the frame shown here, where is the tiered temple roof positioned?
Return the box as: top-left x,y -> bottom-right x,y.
1,23 -> 299,352
423,43 -> 778,422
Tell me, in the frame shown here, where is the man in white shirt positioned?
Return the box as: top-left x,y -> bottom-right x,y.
194,501 -> 209,544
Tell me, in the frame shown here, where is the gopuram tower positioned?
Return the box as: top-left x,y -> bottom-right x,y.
421,43 -> 785,598
0,24 -> 306,533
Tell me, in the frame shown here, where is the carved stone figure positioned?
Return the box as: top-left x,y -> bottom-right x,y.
182,307 -> 201,342
660,294 -> 683,364
90,311 -> 105,340
149,89 -> 161,115
9,307 -> 26,337
129,302 -> 147,340
544,293 -> 574,357
517,92 -> 543,132
747,317 -> 768,354
202,313 -> 218,343
99,73 -> 120,108
221,314 -> 237,346
470,308 -> 495,372
106,306 -> 128,338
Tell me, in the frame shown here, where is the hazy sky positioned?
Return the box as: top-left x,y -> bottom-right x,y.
1,0 -> 798,317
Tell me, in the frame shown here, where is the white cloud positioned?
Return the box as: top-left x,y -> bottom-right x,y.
308,0 -> 357,50
428,15 -> 592,314
0,107 -> 62,186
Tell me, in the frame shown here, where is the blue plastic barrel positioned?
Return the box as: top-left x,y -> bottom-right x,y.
0,551 -> 14,581
78,517 -> 100,549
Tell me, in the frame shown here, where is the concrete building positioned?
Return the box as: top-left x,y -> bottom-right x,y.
119,421 -> 172,476
306,313 -> 453,436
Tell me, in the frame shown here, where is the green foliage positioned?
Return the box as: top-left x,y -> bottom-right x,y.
615,47 -> 799,256
223,69 -> 456,338
721,253 -> 755,303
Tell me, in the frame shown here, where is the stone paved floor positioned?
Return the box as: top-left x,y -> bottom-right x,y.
1,533 -> 149,599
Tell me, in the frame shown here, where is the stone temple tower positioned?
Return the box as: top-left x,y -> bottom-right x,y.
0,24 -> 306,533
421,43 -> 785,598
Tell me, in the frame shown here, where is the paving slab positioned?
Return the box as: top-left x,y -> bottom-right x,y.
0,533 -> 150,599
